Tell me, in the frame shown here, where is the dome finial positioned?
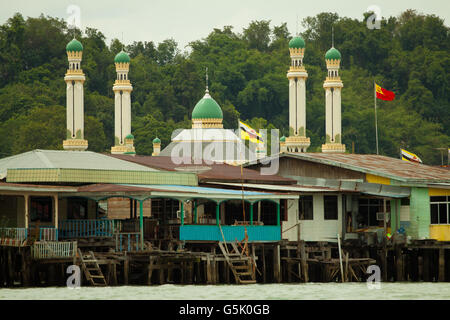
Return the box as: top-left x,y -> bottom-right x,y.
331,25 -> 334,48
205,66 -> 209,93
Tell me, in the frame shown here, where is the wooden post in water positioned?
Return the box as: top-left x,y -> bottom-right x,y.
273,244 -> 281,283
439,248 -> 445,282
423,249 -> 430,282
124,255 -> 129,285
300,240 -> 308,283
337,233 -> 344,283
206,254 -> 212,284
396,245 -> 404,281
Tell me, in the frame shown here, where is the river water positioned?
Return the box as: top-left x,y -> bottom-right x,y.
1,283 -> 449,300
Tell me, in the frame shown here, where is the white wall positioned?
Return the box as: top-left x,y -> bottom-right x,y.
281,199 -> 299,240
283,194 -> 343,242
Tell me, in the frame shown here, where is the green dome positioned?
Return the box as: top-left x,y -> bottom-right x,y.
289,36 -> 305,49
280,136 -> 286,142
66,39 -> 83,52
125,133 -> 134,139
114,51 -> 130,63
192,91 -> 223,120
325,47 -> 341,60
153,137 -> 161,144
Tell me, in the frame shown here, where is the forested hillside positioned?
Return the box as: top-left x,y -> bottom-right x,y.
0,10 -> 448,164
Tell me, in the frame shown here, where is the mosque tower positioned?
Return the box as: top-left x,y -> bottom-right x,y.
111,50 -> 135,155
285,35 -> 310,153
63,39 -> 88,151
321,45 -> 346,153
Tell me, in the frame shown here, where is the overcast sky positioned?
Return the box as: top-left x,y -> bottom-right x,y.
2,0 -> 448,50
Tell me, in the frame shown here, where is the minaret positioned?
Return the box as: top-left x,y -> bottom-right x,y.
321,45 -> 346,153
280,136 -> 287,153
111,51 -> 135,155
152,137 -> 161,156
63,39 -> 88,151
285,35 -> 310,153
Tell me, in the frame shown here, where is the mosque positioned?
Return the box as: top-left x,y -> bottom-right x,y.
62,34 -> 347,161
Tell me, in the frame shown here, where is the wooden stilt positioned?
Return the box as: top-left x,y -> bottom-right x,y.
112,262 -> 118,286
7,248 -> 14,286
418,252 -> 423,282
147,256 -> 155,285
159,264 -> 165,285
439,248 -> 445,282
300,241 -> 308,282
124,257 -> 129,285
206,254 -> 212,284
273,244 -> 281,283
423,249 -> 430,282
262,245 -> 266,283
396,246 -> 404,281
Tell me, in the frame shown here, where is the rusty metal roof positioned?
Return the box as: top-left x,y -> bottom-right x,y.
0,182 -> 78,193
248,153 -> 450,183
107,154 -> 296,185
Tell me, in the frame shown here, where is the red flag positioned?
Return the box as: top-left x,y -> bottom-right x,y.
375,83 -> 395,101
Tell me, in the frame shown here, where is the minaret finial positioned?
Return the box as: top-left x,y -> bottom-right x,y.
296,14 -> 299,36
332,26 -> 334,48
205,67 -> 209,93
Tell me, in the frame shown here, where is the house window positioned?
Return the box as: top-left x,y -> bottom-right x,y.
151,199 -> 180,222
357,198 -> 390,227
324,195 -> 338,220
401,198 -> 410,206
299,196 -> 313,220
67,198 -> 88,219
430,196 -> 449,225
30,197 -> 53,222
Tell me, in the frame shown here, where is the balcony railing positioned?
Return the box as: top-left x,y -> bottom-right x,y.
0,228 -> 28,242
31,241 -> 77,259
39,227 -> 58,241
58,219 -> 114,239
115,232 -> 142,252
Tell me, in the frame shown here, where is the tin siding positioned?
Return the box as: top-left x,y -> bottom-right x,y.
409,187 -> 430,239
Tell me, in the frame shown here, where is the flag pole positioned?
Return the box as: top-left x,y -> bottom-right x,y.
374,80 -> 379,155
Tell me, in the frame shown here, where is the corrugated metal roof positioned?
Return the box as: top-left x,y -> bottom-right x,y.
205,182 -> 346,193
108,154 -> 296,185
0,182 -> 77,193
0,149 -> 157,179
249,153 -> 450,183
67,183 -> 298,201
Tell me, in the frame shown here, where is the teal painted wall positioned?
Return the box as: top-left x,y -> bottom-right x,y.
180,225 -> 281,242
408,187 -> 430,239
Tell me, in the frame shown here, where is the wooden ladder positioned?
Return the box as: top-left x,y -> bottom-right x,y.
78,249 -> 107,286
219,242 -> 256,284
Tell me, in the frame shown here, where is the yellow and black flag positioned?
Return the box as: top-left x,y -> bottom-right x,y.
400,148 -> 423,164
239,120 -> 264,145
